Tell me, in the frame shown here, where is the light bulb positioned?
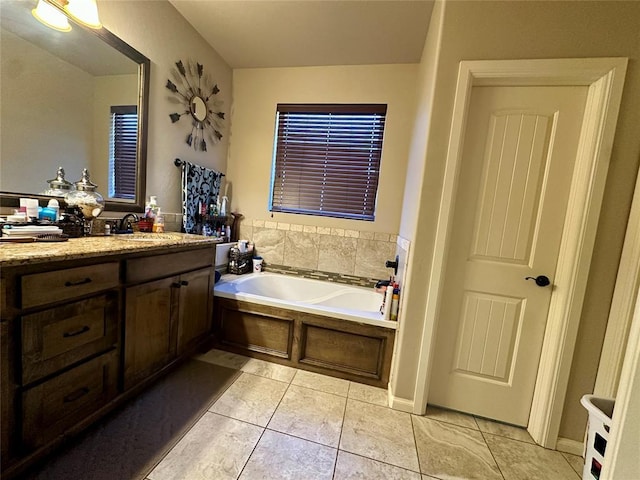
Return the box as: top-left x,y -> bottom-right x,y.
64,0 -> 102,29
32,0 -> 72,32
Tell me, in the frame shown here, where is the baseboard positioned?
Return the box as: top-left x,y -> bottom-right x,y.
388,383 -> 415,413
556,436 -> 584,457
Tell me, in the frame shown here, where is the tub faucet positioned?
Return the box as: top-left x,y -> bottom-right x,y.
385,255 -> 399,276
116,213 -> 139,233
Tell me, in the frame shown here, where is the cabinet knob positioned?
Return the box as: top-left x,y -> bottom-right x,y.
171,282 -> 182,288
180,280 -> 189,286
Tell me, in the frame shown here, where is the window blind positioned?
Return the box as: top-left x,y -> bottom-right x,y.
109,105 -> 138,200
270,104 -> 387,221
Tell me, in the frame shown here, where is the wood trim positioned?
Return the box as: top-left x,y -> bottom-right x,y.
600,283 -> 640,479
594,161 -> 640,398
413,58 -> 628,448
528,59 -> 627,448
213,298 -> 395,388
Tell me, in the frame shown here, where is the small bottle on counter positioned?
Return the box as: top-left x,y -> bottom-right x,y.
390,285 -> 400,321
383,282 -> 393,321
152,208 -> 165,233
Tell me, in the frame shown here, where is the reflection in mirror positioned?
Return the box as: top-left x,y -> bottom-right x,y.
190,96 -> 207,122
0,0 -> 149,212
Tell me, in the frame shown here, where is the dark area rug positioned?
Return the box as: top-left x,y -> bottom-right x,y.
24,359 -> 240,480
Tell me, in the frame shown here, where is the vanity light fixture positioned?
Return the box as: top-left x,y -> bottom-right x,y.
64,0 -> 102,29
32,0 -> 71,32
31,0 -> 102,32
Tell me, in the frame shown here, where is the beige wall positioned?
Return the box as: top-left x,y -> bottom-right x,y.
98,0 -> 232,215
393,0 -> 640,442
228,65 -> 418,234
391,0 -> 446,406
91,74 -> 138,195
0,29 -> 93,193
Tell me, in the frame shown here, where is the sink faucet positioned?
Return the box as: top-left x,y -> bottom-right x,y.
116,213 -> 139,233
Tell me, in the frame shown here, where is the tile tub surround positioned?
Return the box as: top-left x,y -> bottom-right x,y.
239,219 -> 402,280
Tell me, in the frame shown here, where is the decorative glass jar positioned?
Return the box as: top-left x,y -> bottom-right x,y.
64,169 -> 104,234
41,166 -> 74,197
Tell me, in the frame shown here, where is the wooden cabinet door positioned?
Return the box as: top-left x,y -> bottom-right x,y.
124,276 -> 179,390
177,268 -> 213,355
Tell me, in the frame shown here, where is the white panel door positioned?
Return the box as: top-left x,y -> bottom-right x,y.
429,85 -> 588,426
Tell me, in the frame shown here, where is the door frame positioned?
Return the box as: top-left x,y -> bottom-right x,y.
413,58 -> 628,449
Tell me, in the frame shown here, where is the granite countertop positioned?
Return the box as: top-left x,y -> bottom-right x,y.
0,232 -> 222,267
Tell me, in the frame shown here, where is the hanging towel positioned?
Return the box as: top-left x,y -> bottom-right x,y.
181,161 -> 223,233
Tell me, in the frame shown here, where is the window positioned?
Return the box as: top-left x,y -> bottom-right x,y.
109,105 -> 138,200
269,104 -> 387,221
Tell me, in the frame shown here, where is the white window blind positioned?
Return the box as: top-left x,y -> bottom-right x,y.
270,104 -> 387,221
109,105 -> 138,200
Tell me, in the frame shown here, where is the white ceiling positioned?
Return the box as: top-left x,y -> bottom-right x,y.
169,0 -> 434,69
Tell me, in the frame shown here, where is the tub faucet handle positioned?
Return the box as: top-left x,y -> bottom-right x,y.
385,255 -> 399,276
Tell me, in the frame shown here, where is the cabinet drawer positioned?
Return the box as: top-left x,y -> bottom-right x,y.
126,249 -> 213,284
21,263 -> 119,309
22,349 -> 118,450
21,293 -> 119,384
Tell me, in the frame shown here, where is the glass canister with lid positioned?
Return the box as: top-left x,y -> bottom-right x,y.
64,169 -> 105,234
41,166 -> 74,197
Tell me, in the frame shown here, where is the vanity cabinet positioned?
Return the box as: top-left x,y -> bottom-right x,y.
123,250 -> 214,390
0,240 -> 216,479
0,260 -> 121,469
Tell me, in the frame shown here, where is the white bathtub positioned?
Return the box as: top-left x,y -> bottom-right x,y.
214,272 -> 396,329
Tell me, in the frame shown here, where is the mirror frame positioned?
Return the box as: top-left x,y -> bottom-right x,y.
0,21 -> 150,213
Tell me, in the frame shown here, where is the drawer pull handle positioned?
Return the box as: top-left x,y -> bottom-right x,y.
180,280 -> 189,286
63,326 -> 90,338
171,282 -> 182,288
64,278 -> 92,287
63,387 -> 90,403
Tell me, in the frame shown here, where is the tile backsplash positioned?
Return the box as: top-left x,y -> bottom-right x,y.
239,218 -> 403,281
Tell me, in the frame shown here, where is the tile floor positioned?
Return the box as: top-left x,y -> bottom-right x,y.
146,349 -> 584,480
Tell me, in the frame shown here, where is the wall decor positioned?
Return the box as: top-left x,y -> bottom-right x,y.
166,60 -> 224,152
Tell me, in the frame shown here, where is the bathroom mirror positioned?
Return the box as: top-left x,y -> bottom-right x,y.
0,0 -> 150,212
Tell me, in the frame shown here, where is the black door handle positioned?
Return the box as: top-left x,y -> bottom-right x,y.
525,275 -> 551,287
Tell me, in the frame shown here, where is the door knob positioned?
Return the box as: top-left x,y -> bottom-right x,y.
525,275 -> 551,287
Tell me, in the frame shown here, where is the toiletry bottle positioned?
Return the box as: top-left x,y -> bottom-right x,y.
221,196 -> 228,216
47,198 -> 60,221
152,208 -> 165,233
383,282 -> 393,320
145,196 -> 158,219
390,285 -> 400,321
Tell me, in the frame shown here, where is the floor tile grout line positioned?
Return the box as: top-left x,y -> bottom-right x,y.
336,447 -> 425,477
331,383 -> 352,479
480,430 -> 507,480
143,367 -> 243,480
409,413 -> 424,475
230,366 -> 295,480
559,451 -> 584,479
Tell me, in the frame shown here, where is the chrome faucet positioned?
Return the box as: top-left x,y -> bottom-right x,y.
116,213 -> 139,233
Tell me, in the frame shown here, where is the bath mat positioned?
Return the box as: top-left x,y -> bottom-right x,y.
24,359 -> 241,480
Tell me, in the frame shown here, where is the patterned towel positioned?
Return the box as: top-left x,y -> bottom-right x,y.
181,161 -> 223,233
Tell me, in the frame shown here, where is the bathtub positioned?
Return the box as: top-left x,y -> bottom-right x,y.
214,272 -> 396,329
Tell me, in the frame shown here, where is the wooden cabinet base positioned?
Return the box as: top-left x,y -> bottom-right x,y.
214,298 -> 395,388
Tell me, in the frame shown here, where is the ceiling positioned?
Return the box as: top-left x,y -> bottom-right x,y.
169,0 -> 434,69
